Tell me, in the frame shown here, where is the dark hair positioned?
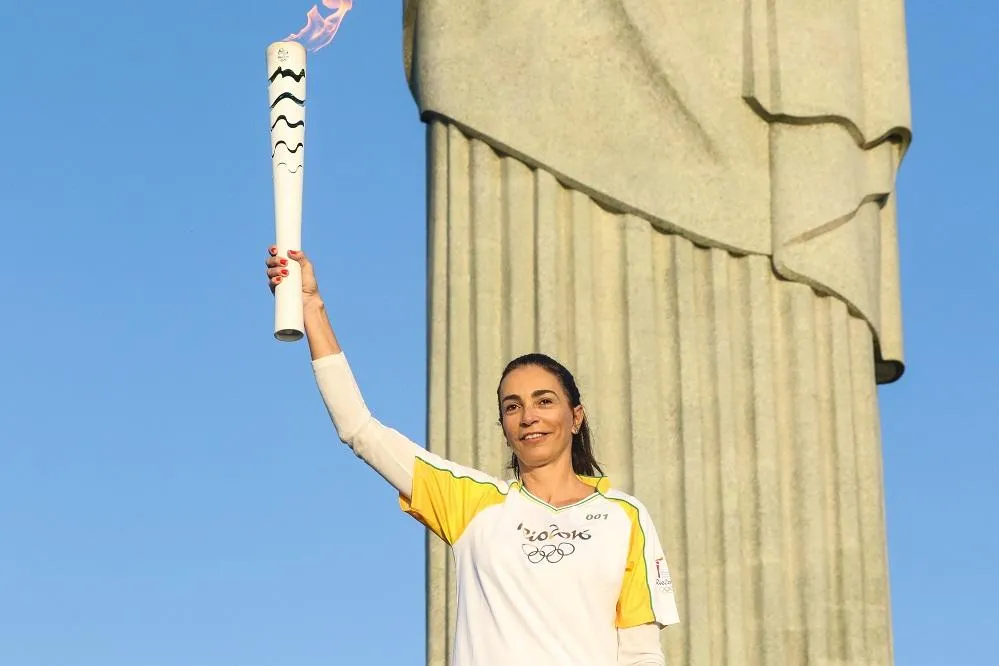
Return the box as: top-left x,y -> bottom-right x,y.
496,353 -> 604,478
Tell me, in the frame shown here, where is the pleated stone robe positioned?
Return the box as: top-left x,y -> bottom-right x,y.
405,2 -> 912,664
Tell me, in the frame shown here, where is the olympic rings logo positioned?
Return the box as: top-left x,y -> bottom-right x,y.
522,542 -> 576,564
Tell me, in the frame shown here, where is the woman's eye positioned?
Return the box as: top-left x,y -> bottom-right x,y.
539,398 -> 553,406
505,404 -> 518,412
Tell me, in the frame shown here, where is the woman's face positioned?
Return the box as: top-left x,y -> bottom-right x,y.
499,364 -> 583,472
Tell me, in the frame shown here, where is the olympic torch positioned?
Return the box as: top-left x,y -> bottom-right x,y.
267,41 -> 307,342
266,1 -> 352,342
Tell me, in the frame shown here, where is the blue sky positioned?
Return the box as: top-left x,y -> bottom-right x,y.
1,2 -> 994,665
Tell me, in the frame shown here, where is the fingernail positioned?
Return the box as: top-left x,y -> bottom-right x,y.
269,246 -> 277,254
281,269 -> 289,276
288,249 -> 298,255
279,259 -> 287,266
275,276 -> 283,283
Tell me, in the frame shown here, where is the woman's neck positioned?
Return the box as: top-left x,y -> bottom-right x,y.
519,461 -> 595,507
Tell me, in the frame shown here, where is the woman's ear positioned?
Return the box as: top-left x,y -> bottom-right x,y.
572,405 -> 585,433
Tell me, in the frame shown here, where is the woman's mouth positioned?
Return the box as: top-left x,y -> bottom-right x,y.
521,432 -> 549,443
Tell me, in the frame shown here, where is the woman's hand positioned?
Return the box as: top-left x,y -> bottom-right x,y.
265,246 -> 322,308
266,246 -> 339,358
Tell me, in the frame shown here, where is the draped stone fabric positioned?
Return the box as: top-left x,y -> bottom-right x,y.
423,122 -> 895,666
403,0 -> 911,382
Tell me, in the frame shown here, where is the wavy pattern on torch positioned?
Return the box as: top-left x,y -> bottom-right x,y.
269,67 -> 306,82
271,141 -> 304,158
423,120 -> 894,666
269,92 -> 305,109
271,115 -> 305,130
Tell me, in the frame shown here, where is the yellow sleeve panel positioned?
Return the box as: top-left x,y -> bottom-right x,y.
611,498 -> 657,628
399,455 -> 508,545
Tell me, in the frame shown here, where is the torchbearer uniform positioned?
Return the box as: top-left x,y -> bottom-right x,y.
313,353 -> 679,666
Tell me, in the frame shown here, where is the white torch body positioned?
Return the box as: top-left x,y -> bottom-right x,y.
267,41 -> 307,341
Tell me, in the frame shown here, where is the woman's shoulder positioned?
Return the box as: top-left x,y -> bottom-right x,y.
412,447 -> 514,495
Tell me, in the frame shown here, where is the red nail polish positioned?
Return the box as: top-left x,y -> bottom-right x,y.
281,269 -> 289,276
280,259 -> 287,266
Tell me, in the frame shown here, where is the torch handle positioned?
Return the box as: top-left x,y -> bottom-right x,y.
273,168 -> 304,342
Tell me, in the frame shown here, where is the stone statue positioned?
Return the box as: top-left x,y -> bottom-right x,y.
403,1 -> 912,664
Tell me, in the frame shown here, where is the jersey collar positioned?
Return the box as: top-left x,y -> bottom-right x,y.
510,474 -> 611,493
509,475 -> 612,512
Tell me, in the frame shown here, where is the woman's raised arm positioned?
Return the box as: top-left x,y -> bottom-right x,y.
266,247 -> 420,497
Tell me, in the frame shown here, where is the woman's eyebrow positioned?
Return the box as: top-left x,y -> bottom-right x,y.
501,389 -> 557,402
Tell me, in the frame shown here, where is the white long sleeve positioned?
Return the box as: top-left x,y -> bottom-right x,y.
311,353 -> 420,498
617,624 -> 666,666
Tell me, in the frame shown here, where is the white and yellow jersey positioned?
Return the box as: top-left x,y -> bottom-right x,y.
313,353 -> 679,666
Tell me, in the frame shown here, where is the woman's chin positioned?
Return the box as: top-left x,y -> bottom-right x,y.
514,446 -> 567,471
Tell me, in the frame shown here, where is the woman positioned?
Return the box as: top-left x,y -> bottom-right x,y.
266,247 -> 679,665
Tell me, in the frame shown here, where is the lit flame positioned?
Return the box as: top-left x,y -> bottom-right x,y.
287,0 -> 353,53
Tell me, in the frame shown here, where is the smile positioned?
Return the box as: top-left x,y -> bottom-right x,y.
521,432 -> 549,442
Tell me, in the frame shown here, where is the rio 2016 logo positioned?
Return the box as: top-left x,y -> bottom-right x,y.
516,522 -> 592,564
